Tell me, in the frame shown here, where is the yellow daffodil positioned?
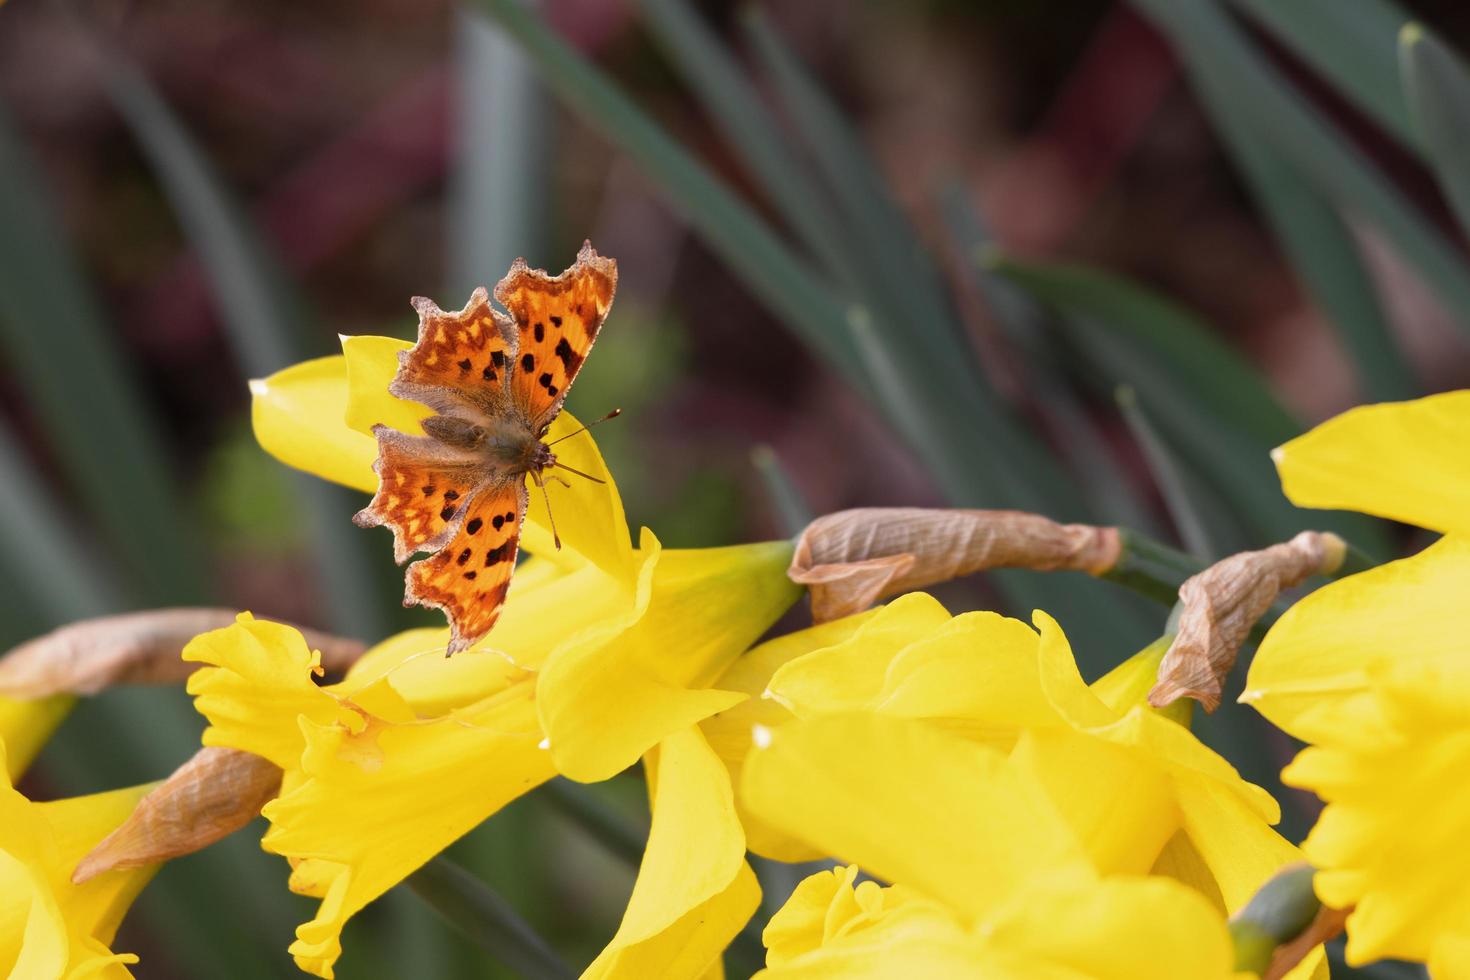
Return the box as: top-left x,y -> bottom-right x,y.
1,738 -> 158,978
1,694 -> 73,782
203,338 -> 800,978
741,712 -> 1243,979
709,594 -> 1305,914
1244,389 -> 1470,973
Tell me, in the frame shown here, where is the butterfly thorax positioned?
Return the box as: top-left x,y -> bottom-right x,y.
420,413 -> 553,477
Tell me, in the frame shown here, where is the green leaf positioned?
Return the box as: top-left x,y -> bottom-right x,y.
0,422 -> 118,624
1133,0 -> 1470,340
1400,23 -> 1470,244
451,7 -> 553,291
633,0 -> 859,292
539,776 -> 647,868
1225,0 -> 1418,151
0,99 -> 208,605
406,856 -> 576,980
1115,386 -> 1222,560
749,445 -> 814,537
1183,72 -> 1416,402
738,7 -> 964,367
937,182 -> 1161,534
103,55 -> 388,638
986,254 -> 1389,555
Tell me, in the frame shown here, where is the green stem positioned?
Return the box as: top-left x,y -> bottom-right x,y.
1100,528 -> 1204,605
539,777 -> 648,868
405,856 -> 576,980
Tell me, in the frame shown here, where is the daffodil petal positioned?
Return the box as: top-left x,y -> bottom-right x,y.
764,593 -> 953,716
250,355 -> 378,493
519,411 -> 634,576
758,868 -> 991,979
1009,729 -> 1179,877
585,728 -> 757,979
338,552 -> 619,714
2,743 -> 156,979
741,712 -> 1091,922
263,684 -> 553,979
1244,535 -> 1470,744
1273,390 -> 1470,534
184,614 -> 348,770
542,538 -> 799,783
1032,611 -> 1117,729
702,611 -> 879,863
980,875 -> 1237,980
873,611 -> 1057,739
340,335 -> 429,437
1,695 -> 74,782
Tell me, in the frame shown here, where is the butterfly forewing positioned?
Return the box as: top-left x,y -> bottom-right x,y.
494,241 -> 616,431
395,287 -> 518,414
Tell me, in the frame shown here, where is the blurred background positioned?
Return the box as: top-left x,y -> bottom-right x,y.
2,0 -> 1468,976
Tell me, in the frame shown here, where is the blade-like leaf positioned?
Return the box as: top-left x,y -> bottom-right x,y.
986,254 -> 1390,554
0,99 -> 208,605
103,55 -> 387,637
1400,23 -> 1470,245
937,182 -> 1160,534
1115,386 -> 1222,560
633,0 -> 860,292
738,7 -> 965,368
451,7 -> 552,291
1132,0 -> 1470,340
1225,0 -> 1418,151
406,856 -> 576,980
750,445 -> 814,537
1188,73 -> 1416,402
0,422 -> 119,623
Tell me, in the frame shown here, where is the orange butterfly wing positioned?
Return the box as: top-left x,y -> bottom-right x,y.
352,428 -> 484,563
405,478 -> 527,654
494,241 -> 616,431
393,287 -> 519,415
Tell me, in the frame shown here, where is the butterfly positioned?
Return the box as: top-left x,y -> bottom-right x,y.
353,241 -> 617,654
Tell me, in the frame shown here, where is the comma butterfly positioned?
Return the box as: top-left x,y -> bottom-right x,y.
353,242 -> 617,654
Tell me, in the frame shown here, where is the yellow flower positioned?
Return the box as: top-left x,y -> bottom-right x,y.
707,593 -> 1312,936
1244,390 -> 1470,972
1,694 -> 73,783
0,738 -> 157,978
741,712 -> 1243,979
201,341 -> 800,978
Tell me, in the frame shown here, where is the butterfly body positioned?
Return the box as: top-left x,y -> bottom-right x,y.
352,242 -> 616,654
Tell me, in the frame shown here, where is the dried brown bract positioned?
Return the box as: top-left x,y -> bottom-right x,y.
73,746 -> 281,883
1149,531 -> 1346,711
0,608 -> 366,699
788,507 -> 1121,622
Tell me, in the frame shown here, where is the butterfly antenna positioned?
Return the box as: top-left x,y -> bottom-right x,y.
552,461 -> 605,485
531,471 -> 562,550
547,408 -> 622,446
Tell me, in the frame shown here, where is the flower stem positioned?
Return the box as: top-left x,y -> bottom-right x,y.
540,776 -> 648,868
405,856 -> 576,980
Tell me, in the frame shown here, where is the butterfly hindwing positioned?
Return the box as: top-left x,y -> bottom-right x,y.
353,427 -> 484,564
494,241 -> 616,431
405,477 -> 527,654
